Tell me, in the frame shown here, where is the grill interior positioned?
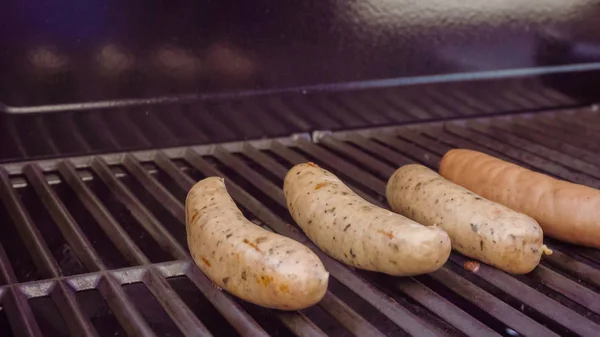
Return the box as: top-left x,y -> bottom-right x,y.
0,77 -> 578,163
1,106 -> 600,337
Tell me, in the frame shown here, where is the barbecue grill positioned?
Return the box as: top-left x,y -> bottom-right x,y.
2,1 -> 600,336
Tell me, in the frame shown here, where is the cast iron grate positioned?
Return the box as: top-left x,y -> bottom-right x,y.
0,106 -> 599,336
0,78 -> 577,164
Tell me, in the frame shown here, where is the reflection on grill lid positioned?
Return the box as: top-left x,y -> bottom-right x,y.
1,107 -> 600,336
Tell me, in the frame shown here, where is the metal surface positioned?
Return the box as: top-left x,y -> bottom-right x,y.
0,79 -> 580,165
1,0 -> 600,107
1,106 -> 600,336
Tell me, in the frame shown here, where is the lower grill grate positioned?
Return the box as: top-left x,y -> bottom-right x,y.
1,106 -> 600,337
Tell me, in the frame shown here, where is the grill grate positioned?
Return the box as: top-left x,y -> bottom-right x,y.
0,78 -> 578,164
1,106 -> 600,336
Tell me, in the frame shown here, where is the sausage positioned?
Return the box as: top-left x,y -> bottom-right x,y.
284,163 -> 451,276
186,177 -> 329,310
440,148 -> 600,248
386,164 -> 544,274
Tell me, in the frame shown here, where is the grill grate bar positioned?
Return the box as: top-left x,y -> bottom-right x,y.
428,267 -> 558,337
206,145 -> 392,337
542,249 -> 600,289
268,141 -> 382,210
348,135 -> 413,167
393,277 -> 501,336
2,107 -> 600,336
303,138 -> 539,336
276,311 -> 328,337
121,154 -> 186,224
23,164 -> 106,272
498,119 -> 600,167
534,117 -> 600,152
295,139 -> 387,194
467,120 -> 600,180
182,149 -> 444,337
267,98 -> 313,131
57,160 -> 150,266
513,116 -> 596,152
183,265 -> 270,337
371,125 -> 600,268
0,167 -> 61,278
288,97 -> 341,130
150,153 -> 272,337
321,96 -> 373,127
50,280 -> 98,337
318,292 -> 386,337
183,149 -> 307,243
450,254 -> 600,336
444,123 -> 600,188
0,243 -> 18,284
315,127 -> 600,336
98,273 -> 157,337
554,113 -> 600,136
213,146 -> 287,208
539,114 -> 600,139
565,112 -> 600,132
529,265 -> 600,315
153,151 -> 197,191
372,134 -> 441,168
352,93 -> 409,123
143,268 -> 214,337
240,141 -> 499,335
241,142 -> 290,178
344,118 -> 600,335
319,136 -> 394,179
90,157 -> 188,260
3,287 -> 44,337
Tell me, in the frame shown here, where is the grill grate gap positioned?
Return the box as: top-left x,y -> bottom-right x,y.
300,303 -> 354,337
0,200 -> 40,283
174,159 -> 254,220
415,273 -> 525,337
326,277 -> 408,337
16,184 -> 86,276
232,153 -> 283,189
315,143 -> 391,181
540,257 -> 600,291
85,174 -> 172,263
203,156 -> 294,224
444,261 -> 574,336
369,137 -> 438,168
149,162 -> 189,202
75,289 -> 126,337
288,146 -> 384,203
29,296 -> 69,337
0,302 -> 13,337
52,181 -> 131,270
168,276 -> 241,337
122,282 -> 184,337
359,272 -> 466,337
515,272 -> 600,324
233,299 -> 301,337
117,169 -> 187,249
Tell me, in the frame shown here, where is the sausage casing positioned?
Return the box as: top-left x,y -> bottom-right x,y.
284,163 -> 451,276
386,164 -> 544,274
440,148 -> 600,248
186,177 -> 329,310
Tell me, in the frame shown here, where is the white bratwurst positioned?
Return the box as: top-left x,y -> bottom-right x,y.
386,164 -> 544,274
284,162 -> 451,276
186,177 -> 329,310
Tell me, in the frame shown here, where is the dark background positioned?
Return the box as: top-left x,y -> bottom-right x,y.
1,0 -> 600,108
